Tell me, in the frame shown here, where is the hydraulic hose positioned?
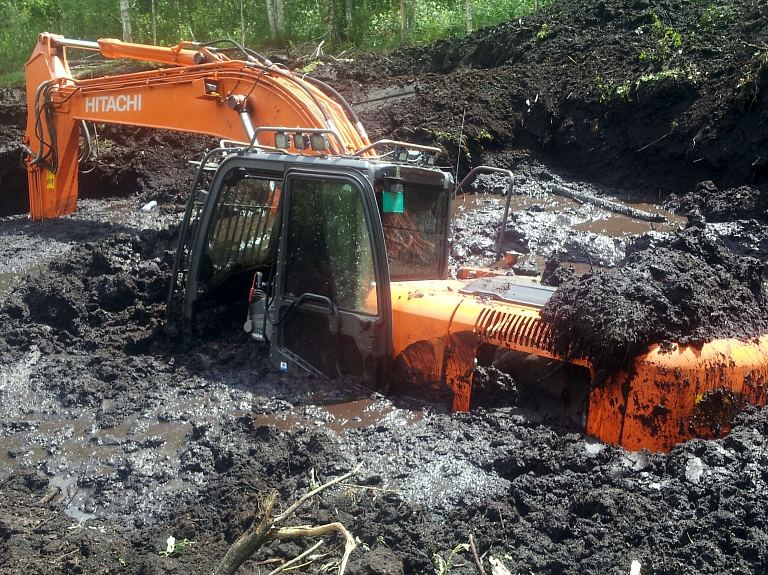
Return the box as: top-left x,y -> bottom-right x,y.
196,38 -> 272,66
301,75 -> 369,142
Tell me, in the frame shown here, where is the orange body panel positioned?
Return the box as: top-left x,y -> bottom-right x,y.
390,280 -> 768,452
24,33 -> 372,221
588,337 -> 768,452
390,280 -> 553,411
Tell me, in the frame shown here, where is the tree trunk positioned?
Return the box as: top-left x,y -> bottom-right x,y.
400,0 -> 413,45
325,0 -> 337,41
345,0 -> 353,39
265,0 -> 277,39
119,0 -> 132,42
240,0 -> 245,44
275,0 -> 285,38
151,0 -> 156,44
465,0 -> 472,35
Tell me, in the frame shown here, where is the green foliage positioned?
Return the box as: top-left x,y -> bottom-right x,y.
642,11 -> 684,63
596,68 -> 699,103
158,536 -> 195,557
536,22 -> 551,40
0,71 -> 26,87
0,0 -> 556,73
699,4 -> 734,31
298,59 -> 323,74
477,129 -> 493,142
433,543 -> 469,575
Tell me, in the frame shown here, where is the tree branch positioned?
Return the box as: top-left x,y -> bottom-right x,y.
271,463 -> 361,525
214,490 -> 278,575
215,465 -> 362,575
266,539 -> 324,575
269,523 -> 356,575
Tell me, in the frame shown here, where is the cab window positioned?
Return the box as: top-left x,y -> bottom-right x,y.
285,178 -> 378,314
202,169 -> 281,288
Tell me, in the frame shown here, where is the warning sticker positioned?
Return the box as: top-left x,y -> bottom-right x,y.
46,171 -> 55,189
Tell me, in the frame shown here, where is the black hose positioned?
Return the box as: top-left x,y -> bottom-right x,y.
196,38 -> 271,65
197,38 -> 362,149
301,75 -> 365,135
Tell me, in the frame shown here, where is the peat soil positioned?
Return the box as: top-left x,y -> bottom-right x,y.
4,1 -> 768,574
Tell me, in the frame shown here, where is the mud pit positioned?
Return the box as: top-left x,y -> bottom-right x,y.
4,0 -> 768,573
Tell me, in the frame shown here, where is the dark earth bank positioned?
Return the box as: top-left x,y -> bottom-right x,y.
326,0 -> 768,196
4,0 -> 768,573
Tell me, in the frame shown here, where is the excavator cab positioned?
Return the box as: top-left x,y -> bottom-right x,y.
175,149 -> 452,392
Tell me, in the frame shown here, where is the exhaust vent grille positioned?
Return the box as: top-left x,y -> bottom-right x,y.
475,307 -> 555,355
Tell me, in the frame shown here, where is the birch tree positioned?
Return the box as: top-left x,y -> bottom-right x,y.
264,0 -> 276,39
264,0 -> 285,40
400,0 -> 414,45
119,0 -> 132,42
465,0 -> 472,34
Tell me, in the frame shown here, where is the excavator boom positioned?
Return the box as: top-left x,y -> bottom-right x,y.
24,32 -> 371,220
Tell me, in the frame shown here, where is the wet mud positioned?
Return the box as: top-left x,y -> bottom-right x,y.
541,227 -> 768,376
4,0 -> 768,573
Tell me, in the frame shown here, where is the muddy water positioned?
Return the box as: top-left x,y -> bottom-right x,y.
0,272 -> 16,293
452,185 -> 686,272
252,397 -> 421,433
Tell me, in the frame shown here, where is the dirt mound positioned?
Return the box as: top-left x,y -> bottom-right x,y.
78,124 -> 215,208
330,0 -> 768,198
541,226 -> 768,376
0,88 -> 28,216
680,180 -> 768,223
0,232 -> 174,358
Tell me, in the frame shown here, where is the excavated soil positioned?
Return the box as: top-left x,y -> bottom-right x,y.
4,1 -> 768,574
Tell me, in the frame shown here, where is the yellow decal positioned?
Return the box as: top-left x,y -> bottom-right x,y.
46,171 -> 55,189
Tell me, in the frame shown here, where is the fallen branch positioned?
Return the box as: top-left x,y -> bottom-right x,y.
266,539 -> 323,575
214,464 -> 361,575
34,487 -> 79,533
270,523 -> 356,575
272,463 -> 362,525
469,534 -> 486,575
214,491 -> 279,575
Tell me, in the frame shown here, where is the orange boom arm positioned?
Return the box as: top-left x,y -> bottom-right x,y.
23,32 -> 372,220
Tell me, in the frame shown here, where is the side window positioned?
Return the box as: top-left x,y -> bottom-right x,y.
285,178 -> 378,314
202,170 -> 281,287
381,183 -> 449,280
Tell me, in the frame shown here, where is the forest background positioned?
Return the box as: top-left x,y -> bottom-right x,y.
0,0 -> 549,74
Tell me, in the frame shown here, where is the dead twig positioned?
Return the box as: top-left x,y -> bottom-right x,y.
36,486 -> 61,506
215,465 -> 361,575
266,539 -> 324,575
272,463 -> 362,525
469,534 -> 487,575
34,488 -> 79,533
636,131 -> 669,153
270,524 -> 355,575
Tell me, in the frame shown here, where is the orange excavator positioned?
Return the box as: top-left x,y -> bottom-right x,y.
23,32 -> 768,452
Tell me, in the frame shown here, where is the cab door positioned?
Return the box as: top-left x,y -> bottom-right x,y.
268,169 -> 392,389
